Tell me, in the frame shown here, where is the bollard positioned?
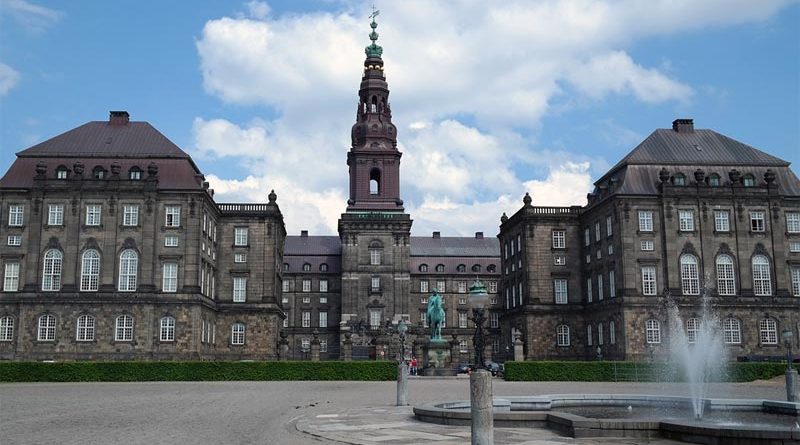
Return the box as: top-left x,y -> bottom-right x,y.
396,361 -> 409,406
787,368 -> 798,402
470,368 -> 493,445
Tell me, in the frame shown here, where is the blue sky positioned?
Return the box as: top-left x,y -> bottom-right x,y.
1,0 -> 798,236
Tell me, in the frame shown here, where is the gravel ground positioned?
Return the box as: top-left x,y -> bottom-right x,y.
0,377 -> 789,445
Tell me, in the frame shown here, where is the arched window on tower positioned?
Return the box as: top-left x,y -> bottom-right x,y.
371,96 -> 378,112
369,169 -> 381,195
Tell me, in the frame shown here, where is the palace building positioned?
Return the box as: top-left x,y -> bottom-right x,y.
1,19 -> 798,362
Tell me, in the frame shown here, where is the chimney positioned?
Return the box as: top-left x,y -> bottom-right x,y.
109,110 -> 130,125
432,231 -> 440,239
672,118 -> 694,133
300,230 -> 308,237
475,232 -> 484,239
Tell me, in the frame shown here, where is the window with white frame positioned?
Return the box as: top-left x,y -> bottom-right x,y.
759,319 -> 777,344
165,206 -> 181,227
369,309 -> 381,329
750,211 -> 765,232
85,204 -> 102,226
48,204 -> 64,226
9,204 -> 24,226
162,262 -> 178,293
458,311 -> 468,328
587,325 -> 593,346
608,244 -> 614,255
752,255 -> 772,296
459,297 -> 467,305
80,250 -> 100,291
598,323 -> 604,345
490,312 -> 499,328
160,316 -> 175,341
609,321 -> 616,344
645,319 -> 661,344
0,316 -> 14,341
791,267 -> 800,297
371,276 -> 380,291
320,340 -> 328,353
554,279 -> 568,304
716,255 -> 735,295
791,241 -> 800,253
488,281 -> 497,293
714,210 -> 730,232
234,227 -> 248,246
787,213 -> 800,233
319,311 -> 327,328
641,266 -> 657,296
4,262 -> 20,292
586,278 -> 592,302
584,228 -> 590,246
459,340 -> 468,354
686,318 -> 699,344
723,318 -> 741,344
597,274 -> 604,300
129,169 -> 141,180
301,311 -> 311,327
233,277 -> 247,302
607,216 -> 613,236
282,280 -> 290,293
7,235 -> 21,246
679,210 -> 695,231
420,311 -> 427,328
596,249 -> 602,260
457,281 -> 467,293
231,323 -> 245,345
165,235 -> 178,247
420,280 -> 429,293
118,249 -> 138,292
234,253 -> 247,263
595,222 -> 601,242
42,249 -> 62,291
554,255 -> 566,265
638,211 -> 653,232
557,324 -> 570,346
319,279 -> 328,293
319,296 -> 327,304
123,205 -> 139,226
76,315 -> 95,341
680,254 -> 700,295
369,248 -> 381,265
300,338 -> 310,351
437,281 -> 445,293
641,240 -> 654,251
302,279 -> 311,292
115,315 -> 133,341
609,270 -> 616,298
436,264 -> 445,272
38,314 -> 56,341
552,230 -> 565,249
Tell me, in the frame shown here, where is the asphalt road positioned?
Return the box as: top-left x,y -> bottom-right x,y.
0,377 -> 788,445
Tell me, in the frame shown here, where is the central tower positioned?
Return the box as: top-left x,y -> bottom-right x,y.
338,16 -> 412,344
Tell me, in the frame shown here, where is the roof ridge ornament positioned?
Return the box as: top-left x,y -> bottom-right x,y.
365,6 -> 383,58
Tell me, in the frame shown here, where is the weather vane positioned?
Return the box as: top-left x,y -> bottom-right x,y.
369,5 -> 380,20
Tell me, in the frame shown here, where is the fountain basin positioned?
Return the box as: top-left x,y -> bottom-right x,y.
413,394 -> 800,444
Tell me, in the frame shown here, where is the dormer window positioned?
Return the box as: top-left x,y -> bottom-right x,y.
708,173 -> 720,187
129,168 -> 142,180
302,263 -> 311,272
487,264 -> 497,273
672,173 -> 685,186
93,167 -> 106,180
283,263 -> 290,272
743,174 -> 755,187
56,167 -> 68,179
419,264 -> 428,273
472,264 -> 481,273
435,264 -> 445,273
319,263 -> 328,272
456,264 -> 466,273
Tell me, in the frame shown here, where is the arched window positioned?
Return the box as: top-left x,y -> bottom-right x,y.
715,254 -> 735,295
0,316 -> 14,341
160,316 -> 175,342
283,263 -> 290,272
686,317 -> 699,343
556,325 -> 570,346
80,249 -> 101,291
435,264 -> 445,273
707,173 -> 721,186
370,95 -> 378,113
115,315 -> 133,341
118,249 -> 138,292
472,264 -> 481,273
419,264 -> 428,273
76,315 -> 95,341
752,255 -> 771,296
231,322 -> 245,345
743,174 -> 755,187
597,323 -> 604,345
680,254 -> 700,295
723,318 -> 741,344
92,166 -> 106,180
56,166 -> 69,179
319,263 -> 328,272
673,173 -> 686,186
759,318 -> 777,344
645,319 -> 661,344
128,167 -> 142,180
587,325 -> 593,346
369,169 -> 381,195
37,314 -> 56,341
487,264 -> 496,273
42,249 -> 63,291
302,263 -> 311,272
457,264 -> 466,273
609,320 -> 616,344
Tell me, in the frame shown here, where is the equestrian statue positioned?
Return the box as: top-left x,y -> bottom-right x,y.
426,290 -> 445,341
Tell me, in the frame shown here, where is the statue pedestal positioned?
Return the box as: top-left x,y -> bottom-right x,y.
422,339 -> 455,376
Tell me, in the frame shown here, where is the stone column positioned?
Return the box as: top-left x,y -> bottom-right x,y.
396,361 -> 409,406
787,368 -> 798,402
342,332 -> 353,361
278,331 -> 289,361
310,329 -> 320,362
470,368 -> 494,445
513,333 -> 524,362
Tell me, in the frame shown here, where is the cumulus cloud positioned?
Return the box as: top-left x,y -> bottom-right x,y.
0,62 -> 20,96
523,162 -> 593,207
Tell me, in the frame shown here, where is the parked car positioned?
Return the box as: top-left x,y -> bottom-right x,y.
485,362 -> 503,377
457,362 -> 474,374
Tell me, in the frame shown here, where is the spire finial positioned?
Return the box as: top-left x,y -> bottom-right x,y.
365,5 -> 383,58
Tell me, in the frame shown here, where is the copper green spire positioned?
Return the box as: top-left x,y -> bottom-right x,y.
365,7 -> 383,58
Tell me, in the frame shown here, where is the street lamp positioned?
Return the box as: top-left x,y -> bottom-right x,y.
468,279 -> 493,445
782,328 -> 797,402
396,319 -> 409,406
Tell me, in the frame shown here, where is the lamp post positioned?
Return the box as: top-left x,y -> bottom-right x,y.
782,329 -> 797,402
396,319 -> 409,406
468,279 -> 493,445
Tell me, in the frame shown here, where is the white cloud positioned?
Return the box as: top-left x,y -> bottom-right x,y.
523,162 -> 593,207
1,0 -> 61,31
245,1 -> 270,20
0,62 -> 20,96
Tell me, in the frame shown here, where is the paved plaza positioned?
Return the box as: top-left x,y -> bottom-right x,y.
0,376 -> 789,444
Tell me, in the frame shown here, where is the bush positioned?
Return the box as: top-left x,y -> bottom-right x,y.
503,361 -> 787,382
0,361 -> 397,383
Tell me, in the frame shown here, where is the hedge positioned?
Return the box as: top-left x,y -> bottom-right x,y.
503,361 -> 788,383
0,361 -> 397,383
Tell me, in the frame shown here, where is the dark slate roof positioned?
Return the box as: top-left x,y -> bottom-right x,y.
284,236 -> 342,256
409,257 -> 500,275
410,236 -> 500,257
17,121 -> 190,158
283,255 -> 342,275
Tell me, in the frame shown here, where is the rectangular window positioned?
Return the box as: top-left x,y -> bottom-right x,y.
234,253 -> 247,263
369,309 -> 381,329
641,240 -> 654,251
302,279 -> 311,292
86,204 -> 102,226
554,255 -> 566,265
48,204 -> 64,226
7,235 -> 21,246
420,280 -> 429,293
459,340 -> 468,354
319,296 -> 327,304
234,227 -> 248,246
369,249 -> 381,265
436,281 -> 445,293
165,235 -> 179,247
319,279 -> 328,292
791,267 -> 800,297
679,210 -> 695,231
554,279 -> 568,304
162,263 -> 178,293
587,325 -> 593,346
320,340 -> 327,353
8,205 -> 23,226
596,249 -> 602,259
750,211 -> 765,232
301,311 -> 310,327
787,213 -> 800,233
595,222 -> 601,242
714,210 -> 730,232
638,211 -> 653,232
597,274 -> 604,301
458,297 -> 467,305
586,278 -> 592,303
319,311 -> 328,328
642,266 -> 657,296
552,230 -> 565,249
458,311 -> 468,328
488,281 -> 497,293
609,270 -> 616,298
791,241 -> 800,253
282,280 -> 290,293
123,205 -> 139,226
607,244 -> 614,255
586,254 -> 591,264
4,262 -> 20,292
457,281 -> 467,293
420,311 -> 427,327
371,276 -> 380,291
233,277 -> 247,302
584,228 -> 590,246
606,216 -> 613,237
303,297 -> 311,304
490,312 -> 499,328
165,206 -> 181,227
